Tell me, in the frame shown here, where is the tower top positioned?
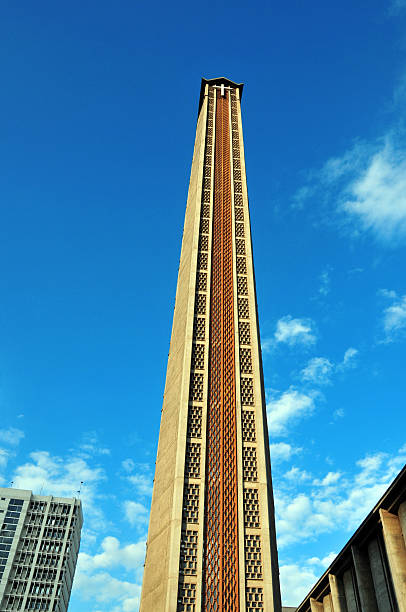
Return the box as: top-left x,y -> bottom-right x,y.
198,77 -> 244,112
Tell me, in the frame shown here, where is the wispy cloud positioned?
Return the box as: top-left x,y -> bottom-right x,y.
301,357 -> 334,385
12,450 -> 106,532
295,128 -> 406,245
123,501 -> 149,527
274,444 -> 406,549
267,388 -> 317,436
300,348 -> 358,386
0,428 -> 24,446
379,289 -> 406,342
318,267 -> 332,297
270,442 -> 302,463
264,316 -> 317,351
74,536 -> 145,612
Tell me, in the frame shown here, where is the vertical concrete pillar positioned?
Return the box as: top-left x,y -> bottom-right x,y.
351,545 -> 378,611
342,570 -> 358,612
398,501 -> 406,548
323,594 -> 333,611
329,574 -> 347,612
367,538 -> 392,612
380,508 -> 406,611
310,599 -> 324,612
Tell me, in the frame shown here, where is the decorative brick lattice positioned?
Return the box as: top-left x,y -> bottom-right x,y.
234,192 -> 243,206
197,272 -> 207,292
203,190 -> 211,203
234,169 -> 242,181
189,373 -> 204,402
238,276 -> 248,296
241,377 -> 254,405
235,207 -> 244,222
233,157 -> 241,169
235,222 -> 245,238
244,489 -> 260,528
187,405 -> 202,439
242,411 -> 256,442
205,154 -> 212,166
179,530 -> 198,575
201,204 -> 210,218
200,219 -> 210,236
204,166 -> 211,177
195,294 -> 206,315
198,252 -> 208,270
177,582 -> 196,612
236,239 -> 245,255
199,236 -> 209,253
191,343 -> 204,371
240,348 -> 253,374
182,483 -> 200,524
194,317 -> 205,341
239,321 -> 251,344
234,181 -> 242,194
185,442 -> 201,478
236,257 -> 247,275
238,297 -> 249,320
243,447 -> 258,481
233,147 -> 240,159
203,178 -> 211,190
246,587 -> 264,610
245,535 -> 262,579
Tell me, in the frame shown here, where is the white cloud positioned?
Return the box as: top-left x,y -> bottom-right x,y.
279,563 -> 320,607
273,316 -> 317,347
307,551 -> 337,567
301,357 -> 334,385
128,473 -> 153,497
340,347 -> 358,368
79,536 -> 145,572
275,444 -> 406,548
124,501 -> 149,527
380,291 -> 406,342
74,536 -> 145,612
301,348 -> 358,385
318,267 -> 331,297
270,442 -> 302,463
284,467 -> 311,482
0,449 -> 10,470
12,450 -> 106,531
340,141 -> 406,242
122,459 -> 136,473
267,388 -> 316,436
313,471 -> 342,486
78,432 -> 111,458
279,552 -> 338,606
74,570 -> 141,610
0,428 -> 24,446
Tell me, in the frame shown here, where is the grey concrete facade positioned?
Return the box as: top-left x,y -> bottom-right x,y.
0,487 -> 82,611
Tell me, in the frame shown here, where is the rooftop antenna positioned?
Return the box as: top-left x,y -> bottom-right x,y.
77,481 -> 84,498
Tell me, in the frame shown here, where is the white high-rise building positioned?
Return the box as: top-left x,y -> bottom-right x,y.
0,488 -> 82,611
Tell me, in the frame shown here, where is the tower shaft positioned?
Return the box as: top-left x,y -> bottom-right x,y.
141,78 -> 281,612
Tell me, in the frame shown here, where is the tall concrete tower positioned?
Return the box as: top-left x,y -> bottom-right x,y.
141,77 -> 281,612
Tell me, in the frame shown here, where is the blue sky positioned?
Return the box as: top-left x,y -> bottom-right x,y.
1,1 -> 406,608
